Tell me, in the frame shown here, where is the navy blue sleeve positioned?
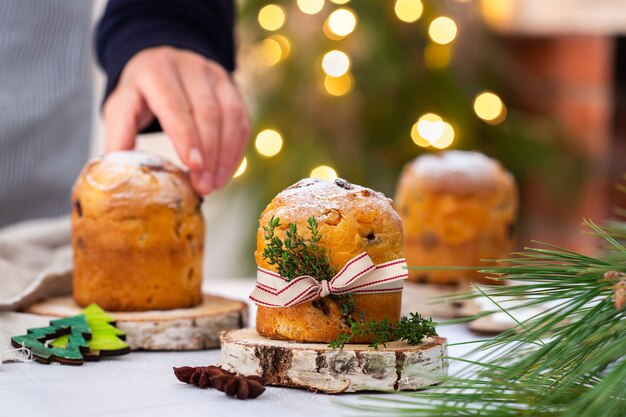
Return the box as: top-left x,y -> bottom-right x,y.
96,0 -> 235,132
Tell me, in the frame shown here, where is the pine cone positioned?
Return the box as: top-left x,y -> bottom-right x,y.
210,374 -> 266,400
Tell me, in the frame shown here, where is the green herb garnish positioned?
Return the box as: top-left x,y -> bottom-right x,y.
262,216 -> 335,282
329,312 -> 438,349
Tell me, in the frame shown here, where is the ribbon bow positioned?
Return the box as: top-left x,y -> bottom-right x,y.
249,252 -> 407,307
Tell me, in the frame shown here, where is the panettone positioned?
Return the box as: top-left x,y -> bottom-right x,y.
71,151 -> 204,311
255,178 -> 404,343
395,150 -> 517,285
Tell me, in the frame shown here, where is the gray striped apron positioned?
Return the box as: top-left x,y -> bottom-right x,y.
0,0 -> 93,227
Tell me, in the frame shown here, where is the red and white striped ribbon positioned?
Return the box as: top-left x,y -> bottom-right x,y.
249,252 -> 407,307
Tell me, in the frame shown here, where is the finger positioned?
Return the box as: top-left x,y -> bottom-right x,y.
214,79 -> 249,189
103,87 -> 145,153
135,62 -> 205,174
178,63 -> 222,193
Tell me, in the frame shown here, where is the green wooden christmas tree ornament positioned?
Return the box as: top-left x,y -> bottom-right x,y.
50,304 -> 130,360
11,315 -> 91,365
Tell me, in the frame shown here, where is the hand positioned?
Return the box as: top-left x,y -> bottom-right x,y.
103,46 -> 250,195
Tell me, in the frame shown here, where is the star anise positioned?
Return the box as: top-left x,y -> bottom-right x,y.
172,365 -> 266,399
173,365 -> 234,388
210,374 -> 266,400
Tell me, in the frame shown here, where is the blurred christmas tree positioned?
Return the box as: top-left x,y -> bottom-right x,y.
230,0 -> 587,260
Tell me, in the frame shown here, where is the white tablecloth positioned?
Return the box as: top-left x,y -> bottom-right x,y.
0,279 -> 482,417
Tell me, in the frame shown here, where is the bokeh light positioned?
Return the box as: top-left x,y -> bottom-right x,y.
322,50 -> 351,77
394,0 -> 423,23
297,0 -> 325,15
411,113 -> 454,149
255,129 -> 284,157
411,123 -> 431,147
327,8 -> 357,38
324,73 -> 354,96
431,122 -> 455,149
233,157 -> 247,178
258,4 -> 286,31
428,16 -> 458,45
260,35 -> 291,66
416,113 -> 444,143
310,165 -> 338,181
330,0 -> 350,4
424,43 -> 451,69
473,91 -> 507,124
480,0 -> 514,29
411,113 -> 455,149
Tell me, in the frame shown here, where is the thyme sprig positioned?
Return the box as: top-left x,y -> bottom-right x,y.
329,313 -> 438,349
262,216 -> 335,282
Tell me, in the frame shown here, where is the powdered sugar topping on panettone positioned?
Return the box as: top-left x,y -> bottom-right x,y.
76,151 -> 200,210
407,150 -> 513,195
272,178 -> 394,220
256,177 -> 404,272
411,151 -> 498,179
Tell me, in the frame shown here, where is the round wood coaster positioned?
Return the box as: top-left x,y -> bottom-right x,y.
220,328 -> 448,393
24,294 -> 248,351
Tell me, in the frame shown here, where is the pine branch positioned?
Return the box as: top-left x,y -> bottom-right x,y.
342,215 -> 626,416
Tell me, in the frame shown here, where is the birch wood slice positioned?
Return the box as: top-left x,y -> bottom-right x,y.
220,328 -> 448,394
23,294 -> 248,351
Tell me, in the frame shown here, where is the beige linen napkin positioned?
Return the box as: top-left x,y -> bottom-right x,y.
0,216 -> 73,311
0,216 -> 73,362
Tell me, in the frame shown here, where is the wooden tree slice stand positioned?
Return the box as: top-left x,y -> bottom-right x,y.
220,328 -> 448,393
24,294 -> 248,351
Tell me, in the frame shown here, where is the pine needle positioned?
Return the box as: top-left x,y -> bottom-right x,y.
340,215 -> 626,416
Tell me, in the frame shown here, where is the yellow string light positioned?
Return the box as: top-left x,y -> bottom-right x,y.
233,157 -> 247,178
326,8 -> 357,38
411,123 -> 430,147
480,0 -> 514,29
473,91 -> 507,124
297,0 -> 325,15
323,19 -> 342,41
321,50 -> 350,77
260,38 -> 281,66
255,129 -> 283,157
410,113 -> 455,150
428,16 -> 458,45
431,122 -> 455,149
416,113 -> 444,143
394,0 -> 423,23
424,43 -> 451,69
324,73 -> 354,96
330,0 -> 350,4
258,4 -> 286,31
260,35 -> 291,66
310,165 -> 338,181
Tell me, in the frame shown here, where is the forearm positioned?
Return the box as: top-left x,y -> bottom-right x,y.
96,0 -> 235,104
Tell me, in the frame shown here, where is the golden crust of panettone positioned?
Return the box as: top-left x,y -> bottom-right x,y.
255,178 -> 404,343
71,151 -> 204,311
395,151 -> 518,285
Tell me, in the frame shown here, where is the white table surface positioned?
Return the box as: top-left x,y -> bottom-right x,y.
0,279 -> 483,417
